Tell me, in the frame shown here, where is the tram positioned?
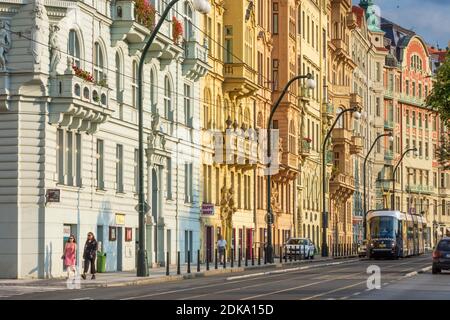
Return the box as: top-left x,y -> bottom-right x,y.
367,210 -> 427,259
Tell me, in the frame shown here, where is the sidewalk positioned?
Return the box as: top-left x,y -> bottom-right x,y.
0,255 -> 358,289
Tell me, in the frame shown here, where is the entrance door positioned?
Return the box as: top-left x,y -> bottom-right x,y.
205,226 -> 213,262
117,227 -> 123,271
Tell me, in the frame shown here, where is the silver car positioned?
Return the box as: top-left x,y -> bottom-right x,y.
284,238 -> 315,259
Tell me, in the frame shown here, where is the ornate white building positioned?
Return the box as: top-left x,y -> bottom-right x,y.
0,0 -> 209,278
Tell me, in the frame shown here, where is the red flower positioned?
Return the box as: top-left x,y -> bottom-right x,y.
172,16 -> 183,44
134,0 -> 156,30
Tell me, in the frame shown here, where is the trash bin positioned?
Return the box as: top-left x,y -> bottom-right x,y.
97,252 -> 106,273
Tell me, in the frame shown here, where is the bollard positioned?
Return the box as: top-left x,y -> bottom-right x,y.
245,248 -> 248,267
197,249 -> 200,272
187,250 -> 191,274
264,246 -> 267,265
294,247 -> 297,261
223,249 -> 226,269
284,247 -> 287,263
215,248 -> 218,270
289,247 -> 292,262
252,248 -> 255,266
166,252 -> 170,276
206,249 -> 210,271
238,248 -> 241,267
231,249 -> 234,268
258,246 -> 261,265
279,246 -> 283,263
177,251 -> 181,275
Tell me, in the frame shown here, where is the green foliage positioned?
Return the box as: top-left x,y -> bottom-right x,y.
426,51 -> 450,125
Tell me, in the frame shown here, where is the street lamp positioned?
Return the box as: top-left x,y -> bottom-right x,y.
266,73 -> 316,264
321,107 -> 361,257
136,0 -> 211,277
362,132 -> 394,239
390,147 -> 418,211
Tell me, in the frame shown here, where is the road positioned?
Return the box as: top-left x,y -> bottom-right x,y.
2,254 -> 449,300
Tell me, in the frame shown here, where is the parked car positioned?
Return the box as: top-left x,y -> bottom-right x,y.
284,238 -> 315,260
358,240 -> 368,258
432,237 -> 450,274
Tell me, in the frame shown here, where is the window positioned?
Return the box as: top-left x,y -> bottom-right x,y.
166,158 -> 172,199
302,11 -> 305,39
425,114 -> 429,129
115,52 -> 122,101
164,76 -> 173,121
132,61 -> 138,108
215,167 -> 220,205
258,52 -> 263,86
433,144 -> 437,159
406,80 -> 409,95
425,142 -> 429,158
412,111 -> 416,126
184,84 -> 192,127
94,42 -> 104,82
272,13 -> 279,34
418,113 -> 422,128
224,26 -> 233,63
412,82 -> 416,97
441,173 -> 445,188
75,133 -> 82,187
376,98 -> 381,116
183,2 -> 193,40
68,30 -> 81,67
311,20 -> 315,48
66,132 -> 73,186
237,173 -> 242,208
185,163 -> 193,203
406,138 -> 410,149
434,172 -> 437,188
57,129 -> 64,184
406,109 -> 409,126
116,144 -> 123,193
96,139 -> 104,190
418,83 -> 422,98
134,149 -> 139,194
150,69 -> 156,113
289,120 -> 296,154
203,89 -> 211,129
217,23 -> 222,60
307,16 -> 310,43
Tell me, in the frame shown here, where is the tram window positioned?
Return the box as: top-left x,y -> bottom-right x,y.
437,240 -> 450,251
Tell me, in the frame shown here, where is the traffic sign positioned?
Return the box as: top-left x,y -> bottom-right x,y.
135,202 -> 150,214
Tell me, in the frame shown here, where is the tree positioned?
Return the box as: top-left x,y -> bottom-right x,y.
426,51 -> 450,124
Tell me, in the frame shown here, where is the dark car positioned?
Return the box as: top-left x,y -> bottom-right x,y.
432,238 -> 450,274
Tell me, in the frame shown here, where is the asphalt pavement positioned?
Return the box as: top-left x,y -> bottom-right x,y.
2,253 -> 445,300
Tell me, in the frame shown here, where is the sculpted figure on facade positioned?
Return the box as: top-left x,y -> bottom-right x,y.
0,20 -> 11,71
49,25 -> 61,74
31,0 -> 46,64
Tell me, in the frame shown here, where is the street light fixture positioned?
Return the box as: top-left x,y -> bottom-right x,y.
390,147 -> 418,211
321,107 -> 361,257
362,132 -> 393,239
136,0 -> 211,277
266,73 -> 316,264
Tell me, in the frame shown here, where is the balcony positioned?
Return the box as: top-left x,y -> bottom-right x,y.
384,150 -> 394,161
406,185 -> 434,195
331,128 -> 352,146
350,93 -> 362,110
223,63 -> 259,100
298,85 -> 311,103
322,102 -> 334,120
329,172 -> 355,200
48,72 -> 112,134
182,40 -> 210,81
384,89 -> 394,100
111,1 -> 153,47
384,120 -> 394,131
398,94 -> 424,107
300,140 -> 312,158
350,135 -> 363,155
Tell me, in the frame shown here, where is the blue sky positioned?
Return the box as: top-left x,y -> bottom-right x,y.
352,0 -> 450,49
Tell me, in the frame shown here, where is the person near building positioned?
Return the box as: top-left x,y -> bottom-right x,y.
62,234 -> 77,279
81,232 -> 98,280
217,234 -> 227,265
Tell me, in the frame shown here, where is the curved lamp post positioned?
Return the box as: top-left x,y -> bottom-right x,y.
362,132 -> 394,239
266,74 -> 316,263
321,107 -> 361,257
390,147 -> 418,211
137,0 -> 211,277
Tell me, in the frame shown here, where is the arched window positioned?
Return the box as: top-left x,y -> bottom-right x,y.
150,68 -> 156,113
336,107 -> 344,128
131,61 -> 138,108
115,52 -> 122,101
94,42 -> 105,82
164,76 -> 173,121
289,120 -> 296,154
183,1 -> 194,40
216,97 -> 222,130
203,89 -> 211,129
68,30 -> 81,67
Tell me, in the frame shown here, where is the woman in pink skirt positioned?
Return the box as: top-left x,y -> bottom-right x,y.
63,234 -> 77,278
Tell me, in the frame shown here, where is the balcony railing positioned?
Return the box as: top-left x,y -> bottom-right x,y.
406,185 -> 434,195
398,94 -> 424,107
384,120 -> 394,130
384,150 -> 394,161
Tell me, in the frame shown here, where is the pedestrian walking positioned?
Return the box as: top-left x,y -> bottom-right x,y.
62,234 -> 77,279
217,234 -> 227,264
81,232 -> 98,280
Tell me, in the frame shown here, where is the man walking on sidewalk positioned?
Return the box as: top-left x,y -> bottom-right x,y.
217,235 -> 227,265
